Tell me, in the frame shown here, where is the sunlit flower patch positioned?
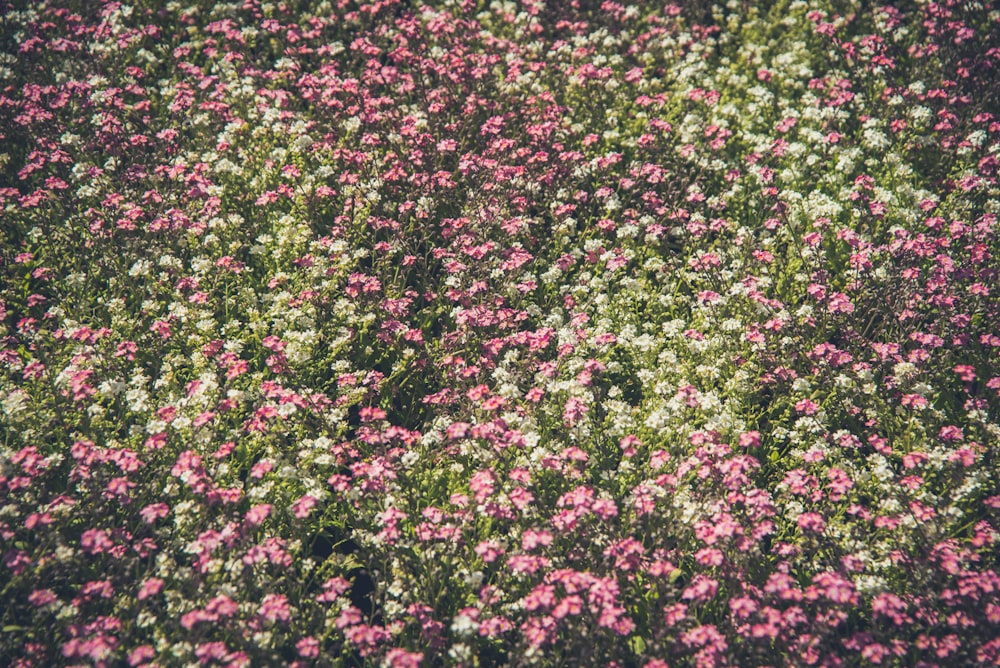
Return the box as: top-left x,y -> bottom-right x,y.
2,0 -> 999,665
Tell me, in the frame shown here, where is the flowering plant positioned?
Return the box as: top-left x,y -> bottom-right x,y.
2,0 -> 999,666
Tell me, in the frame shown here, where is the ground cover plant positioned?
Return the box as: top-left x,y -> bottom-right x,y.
2,0 -> 1000,665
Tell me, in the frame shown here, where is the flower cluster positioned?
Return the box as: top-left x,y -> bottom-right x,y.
2,0 -> 999,666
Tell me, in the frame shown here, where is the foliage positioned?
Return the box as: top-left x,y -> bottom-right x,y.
2,0 -> 1000,665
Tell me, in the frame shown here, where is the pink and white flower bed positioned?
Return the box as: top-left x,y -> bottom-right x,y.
2,0 -> 999,665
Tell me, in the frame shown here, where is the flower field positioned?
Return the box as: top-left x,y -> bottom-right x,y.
3,0 -> 1000,665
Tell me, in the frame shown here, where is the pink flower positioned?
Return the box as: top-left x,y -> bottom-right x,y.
813,571 -> 857,605
343,623 -> 388,655
139,502 -> 169,525
28,589 -> 57,607
128,646 -> 155,666
292,494 -> 317,519
475,540 -> 505,563
509,486 -> 534,511
521,615 -> 556,648
507,554 -> 550,575
195,642 -> 229,662
827,292 -> 855,314
729,596 -> 758,619
552,595 -> 583,619
245,503 -> 272,526
664,603 -> 688,626
81,579 -> 113,598
795,399 -> 819,415
250,460 -> 273,478
939,425 -> 964,442
682,575 -> 720,603
697,289 -> 722,304
954,365 -> 977,382
797,512 -> 827,533
469,469 -> 496,503
259,593 -> 291,623
604,537 -> 646,571
296,637 -> 319,658
521,529 -> 553,551
181,609 -> 215,630
478,616 -> 513,638
149,319 -> 172,338
317,577 -> 351,603
383,648 -> 423,668
681,623 -> 727,653
695,548 -> 724,567
137,578 -> 163,601
207,595 -> 238,617
562,396 -> 588,426
523,584 -> 556,612
80,528 -> 113,554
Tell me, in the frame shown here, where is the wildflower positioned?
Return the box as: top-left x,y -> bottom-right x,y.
259,594 -> 291,623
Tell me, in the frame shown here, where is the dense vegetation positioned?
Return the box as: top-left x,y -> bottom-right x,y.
2,0 -> 999,665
